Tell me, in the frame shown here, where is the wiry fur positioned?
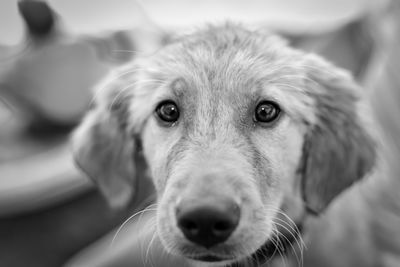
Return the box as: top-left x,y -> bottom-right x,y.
71,23 -> 376,266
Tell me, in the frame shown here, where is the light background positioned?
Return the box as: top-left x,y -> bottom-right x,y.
0,0 -> 380,45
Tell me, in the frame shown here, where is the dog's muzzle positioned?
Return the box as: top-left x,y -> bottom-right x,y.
176,197 -> 240,248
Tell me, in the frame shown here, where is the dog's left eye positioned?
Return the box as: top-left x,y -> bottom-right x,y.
254,101 -> 281,124
155,100 -> 180,124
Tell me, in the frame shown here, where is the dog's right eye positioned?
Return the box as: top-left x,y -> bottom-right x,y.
254,101 -> 281,124
155,100 -> 180,124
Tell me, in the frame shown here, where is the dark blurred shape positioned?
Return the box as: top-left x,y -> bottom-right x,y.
18,1 -> 55,37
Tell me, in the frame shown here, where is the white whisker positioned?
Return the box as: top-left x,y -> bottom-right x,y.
273,220 -> 303,267
112,49 -> 140,54
109,206 -> 157,249
108,79 -> 165,112
144,229 -> 158,267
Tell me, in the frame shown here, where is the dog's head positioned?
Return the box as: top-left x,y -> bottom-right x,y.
72,24 -> 376,265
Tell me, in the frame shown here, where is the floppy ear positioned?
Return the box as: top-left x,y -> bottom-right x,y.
71,75 -> 137,208
299,55 -> 376,214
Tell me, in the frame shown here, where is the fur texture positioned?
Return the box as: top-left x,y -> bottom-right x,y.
72,23 -> 376,266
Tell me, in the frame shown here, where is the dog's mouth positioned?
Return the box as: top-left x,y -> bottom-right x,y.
188,254 -> 233,262
233,222 -> 304,266
185,223 -> 304,266
184,240 -> 276,265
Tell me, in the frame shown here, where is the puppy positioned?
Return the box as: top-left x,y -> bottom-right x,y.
72,23 -> 376,266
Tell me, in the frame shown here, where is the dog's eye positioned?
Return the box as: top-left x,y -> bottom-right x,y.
254,101 -> 281,124
155,100 -> 180,124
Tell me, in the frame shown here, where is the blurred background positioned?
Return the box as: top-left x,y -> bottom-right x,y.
0,0 -> 398,266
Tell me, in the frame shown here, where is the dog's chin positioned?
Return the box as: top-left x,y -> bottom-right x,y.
176,242 -> 267,267
182,237 -> 277,267
171,246 -> 238,266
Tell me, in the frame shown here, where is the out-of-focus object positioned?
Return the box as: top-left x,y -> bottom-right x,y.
18,0 -> 55,36
140,0 -> 389,34
0,0 -> 166,215
0,143 -> 91,216
0,0 -> 133,129
139,0 -> 389,81
0,1 -> 165,267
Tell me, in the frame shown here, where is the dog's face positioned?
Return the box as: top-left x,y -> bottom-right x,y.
136,32 -> 313,262
72,24 -> 376,265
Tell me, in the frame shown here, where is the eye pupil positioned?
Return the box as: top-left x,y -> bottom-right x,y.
255,101 -> 280,123
156,101 -> 180,123
163,104 -> 176,116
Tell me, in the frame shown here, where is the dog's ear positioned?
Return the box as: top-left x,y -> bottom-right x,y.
300,55 -> 376,214
71,74 -> 137,208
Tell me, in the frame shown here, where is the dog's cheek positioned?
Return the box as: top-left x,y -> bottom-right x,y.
141,118 -> 183,193
141,120 -> 166,192
278,124 -> 306,196
251,122 -> 303,198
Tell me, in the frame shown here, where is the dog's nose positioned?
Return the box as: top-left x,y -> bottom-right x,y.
176,198 -> 240,248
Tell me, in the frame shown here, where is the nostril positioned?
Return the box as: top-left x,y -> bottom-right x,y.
213,220 -> 234,236
179,219 -> 199,236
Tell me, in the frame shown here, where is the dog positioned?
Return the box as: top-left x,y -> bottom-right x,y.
71,23 -> 377,266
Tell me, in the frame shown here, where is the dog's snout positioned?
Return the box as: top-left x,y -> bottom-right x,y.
176,198 -> 240,248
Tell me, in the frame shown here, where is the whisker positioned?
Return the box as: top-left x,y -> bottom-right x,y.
112,49 -> 140,54
140,218 -> 157,266
273,220 -> 303,267
108,79 -> 165,111
90,69 -> 163,108
273,217 -> 305,251
264,206 -> 307,248
262,207 -> 307,267
88,67 -> 147,106
260,227 -> 281,264
275,209 -> 307,249
271,229 -> 287,267
144,229 -> 158,267
109,206 -> 157,249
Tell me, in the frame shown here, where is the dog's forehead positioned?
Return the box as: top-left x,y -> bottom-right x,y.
151,30 -> 290,101
130,25 -> 316,130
